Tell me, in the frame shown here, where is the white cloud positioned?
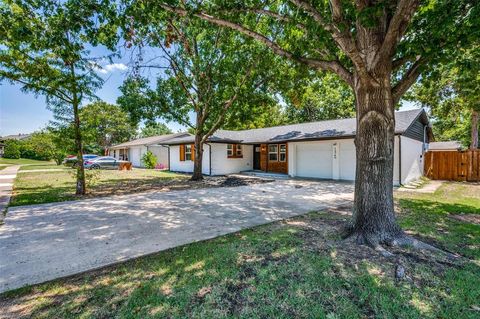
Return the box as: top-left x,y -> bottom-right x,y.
94,63 -> 128,74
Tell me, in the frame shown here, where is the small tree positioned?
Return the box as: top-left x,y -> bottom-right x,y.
119,9 -> 277,180
141,151 -> 157,169
3,140 -> 20,159
0,0 -> 117,195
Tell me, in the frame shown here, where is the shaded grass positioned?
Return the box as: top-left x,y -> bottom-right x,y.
10,170 -> 187,206
0,158 -> 53,165
19,164 -> 63,171
0,166 -> 7,171
1,182 -> 480,318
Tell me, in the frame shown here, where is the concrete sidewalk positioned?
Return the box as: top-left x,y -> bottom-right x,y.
0,165 -> 20,218
0,179 -> 354,293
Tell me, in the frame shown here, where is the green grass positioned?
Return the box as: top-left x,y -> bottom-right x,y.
10,169 -> 188,206
0,158 -> 54,165
0,166 -> 7,171
19,164 -> 65,171
1,182 -> 479,318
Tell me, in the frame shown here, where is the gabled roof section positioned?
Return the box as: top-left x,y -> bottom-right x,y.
161,109 -> 428,145
109,132 -> 192,149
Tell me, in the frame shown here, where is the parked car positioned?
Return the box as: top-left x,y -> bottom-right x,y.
84,156 -> 129,170
63,154 -> 99,168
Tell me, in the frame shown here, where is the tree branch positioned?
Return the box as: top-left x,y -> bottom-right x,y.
392,56 -> 425,104
160,4 -> 353,87
374,0 -> 420,68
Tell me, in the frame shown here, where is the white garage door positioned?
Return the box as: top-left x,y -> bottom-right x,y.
296,143 -> 333,179
339,140 -> 356,180
129,147 -> 142,167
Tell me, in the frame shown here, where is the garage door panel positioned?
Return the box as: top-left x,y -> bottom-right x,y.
296,143 -> 332,179
339,141 -> 356,180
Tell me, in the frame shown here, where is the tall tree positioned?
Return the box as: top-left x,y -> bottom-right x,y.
407,45 -> 480,149
80,102 -> 135,154
0,0 -> 117,194
139,122 -> 173,138
157,0 -> 480,248
284,73 -> 355,123
119,9 -> 277,180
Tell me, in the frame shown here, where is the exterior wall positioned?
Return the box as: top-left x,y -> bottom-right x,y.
288,137 -> 423,185
260,143 -> 288,174
399,136 -> 425,184
148,145 -> 169,169
169,144 -> 211,175
128,146 -> 147,167
169,143 -> 253,175
210,143 -> 253,175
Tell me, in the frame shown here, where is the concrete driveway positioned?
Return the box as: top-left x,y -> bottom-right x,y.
0,179 -> 353,293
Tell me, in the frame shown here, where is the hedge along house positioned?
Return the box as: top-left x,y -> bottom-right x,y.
108,132 -> 192,168
162,109 -> 433,185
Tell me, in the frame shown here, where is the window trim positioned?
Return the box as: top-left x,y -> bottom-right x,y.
268,144 -> 278,162
279,144 -> 287,162
185,144 -> 192,161
227,144 -> 243,159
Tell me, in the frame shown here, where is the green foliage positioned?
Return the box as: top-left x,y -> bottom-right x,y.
80,101 -> 135,153
141,151 -> 157,169
406,45 -> 480,148
3,140 -> 20,159
19,131 -> 56,161
139,122 -> 172,138
284,73 -> 355,123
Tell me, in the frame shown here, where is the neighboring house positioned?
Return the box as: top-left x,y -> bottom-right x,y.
0,134 -> 31,157
108,132 -> 192,168
427,141 -> 462,152
162,109 -> 433,185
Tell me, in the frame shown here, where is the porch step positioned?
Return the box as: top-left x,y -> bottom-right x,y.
239,171 -> 289,179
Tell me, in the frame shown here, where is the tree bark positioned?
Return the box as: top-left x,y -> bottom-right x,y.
191,132 -> 204,181
350,74 -> 403,247
73,98 -> 86,195
471,109 -> 479,150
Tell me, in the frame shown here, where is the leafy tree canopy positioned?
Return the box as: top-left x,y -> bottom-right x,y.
139,122 -> 173,138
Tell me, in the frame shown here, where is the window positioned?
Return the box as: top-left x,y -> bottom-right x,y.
227,144 -> 234,157
227,144 -> 243,158
236,144 -> 243,157
268,144 -> 278,161
279,144 -> 287,162
185,144 -> 192,161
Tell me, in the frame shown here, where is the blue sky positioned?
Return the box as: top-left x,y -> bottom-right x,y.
0,46 -> 419,136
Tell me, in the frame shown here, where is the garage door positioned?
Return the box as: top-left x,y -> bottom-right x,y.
130,147 -> 142,167
339,140 -> 356,180
296,143 -> 333,179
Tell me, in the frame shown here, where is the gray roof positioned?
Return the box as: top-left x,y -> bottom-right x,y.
162,108 -> 427,145
428,141 -> 462,150
109,132 -> 192,149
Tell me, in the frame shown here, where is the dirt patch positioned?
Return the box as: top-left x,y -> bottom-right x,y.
87,175 -> 272,198
449,213 -> 480,225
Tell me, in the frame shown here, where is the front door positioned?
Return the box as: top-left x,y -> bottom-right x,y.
253,144 -> 261,170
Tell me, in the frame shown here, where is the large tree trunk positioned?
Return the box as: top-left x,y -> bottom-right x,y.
350,75 -> 403,247
191,133 -> 204,181
72,100 -> 86,195
471,109 -> 479,150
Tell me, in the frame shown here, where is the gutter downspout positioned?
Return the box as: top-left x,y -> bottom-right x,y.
398,135 -> 402,186
206,143 -> 212,176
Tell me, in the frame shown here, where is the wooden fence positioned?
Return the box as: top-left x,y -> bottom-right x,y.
424,150 -> 480,182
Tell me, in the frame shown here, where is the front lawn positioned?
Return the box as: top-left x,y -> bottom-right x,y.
0,158 -> 53,165
10,169 -> 188,206
18,163 -> 65,171
1,182 -> 479,318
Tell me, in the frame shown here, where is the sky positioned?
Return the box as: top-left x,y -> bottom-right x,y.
0,46 -> 420,136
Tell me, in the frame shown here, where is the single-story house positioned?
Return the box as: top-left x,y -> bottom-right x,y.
427,141 -> 462,152
0,134 -> 31,158
161,108 -> 433,185
108,132 -> 192,168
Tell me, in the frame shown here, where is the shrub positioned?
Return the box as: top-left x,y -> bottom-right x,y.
141,151 -> 157,169
3,140 -> 21,159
